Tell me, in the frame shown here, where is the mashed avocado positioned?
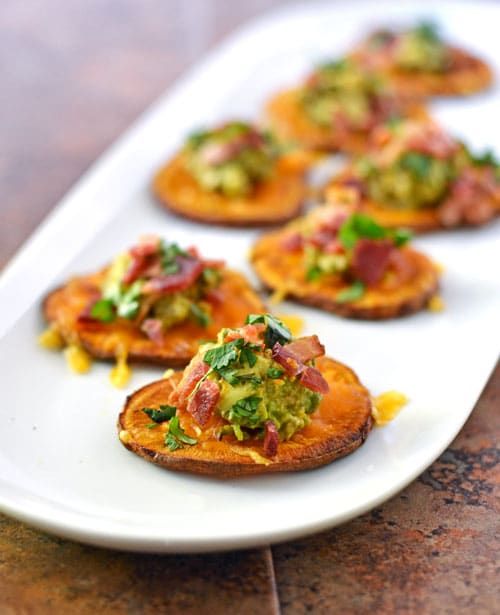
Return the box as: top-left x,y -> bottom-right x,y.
301,59 -> 385,128
394,23 -> 448,73
185,122 -> 277,197
195,316 -> 323,443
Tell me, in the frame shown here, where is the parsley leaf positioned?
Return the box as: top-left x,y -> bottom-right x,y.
165,432 -> 182,451
470,148 -> 499,168
240,346 -> 257,367
90,299 -> 116,323
142,405 -> 177,423
415,21 -> 440,42
336,281 -> 365,303
306,266 -> 323,281
160,241 -> 188,275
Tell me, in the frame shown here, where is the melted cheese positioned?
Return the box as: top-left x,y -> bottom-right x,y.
119,429 -> 132,444
65,344 -> 92,374
372,391 -> 408,426
110,357 -> 132,388
230,446 -> 272,465
162,368 -> 175,380
277,314 -> 304,337
38,326 -> 65,351
428,295 -> 445,312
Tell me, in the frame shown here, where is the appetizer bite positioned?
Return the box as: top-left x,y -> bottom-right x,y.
265,57 -> 425,152
250,204 -> 440,319
324,119 -> 500,231
352,21 -> 492,97
152,121 -> 309,226
118,314 -> 373,476
41,236 -> 264,376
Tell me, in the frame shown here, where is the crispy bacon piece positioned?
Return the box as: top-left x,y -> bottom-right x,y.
406,125 -> 459,159
299,366 -> 330,394
351,239 -> 395,286
281,232 -> 304,252
187,379 -> 220,427
124,238 -> 162,284
173,361 -> 210,407
142,256 -> 204,294
272,338 -> 329,394
438,169 -> 498,227
224,323 -> 265,346
140,318 -> 164,344
385,249 -> 417,287
263,421 -> 280,457
198,128 -> 265,166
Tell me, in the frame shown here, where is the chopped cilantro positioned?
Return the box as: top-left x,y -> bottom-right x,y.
166,416 -> 198,450
470,149 -> 499,168
336,281 -> 366,303
415,20 -> 440,42
116,280 -> 143,319
391,228 -> 413,247
339,213 -> 387,249
203,338 -> 243,371
142,405 -> 177,423
160,241 -> 188,275
229,395 -> 262,427
245,314 -> 292,348
90,299 -> 116,323
306,266 -> 323,281
240,346 -> 257,367
146,423 -> 158,429
189,302 -> 211,327
267,367 -> 284,379
400,152 -> 432,180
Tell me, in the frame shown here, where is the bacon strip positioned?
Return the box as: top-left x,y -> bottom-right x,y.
406,126 -> 458,160
263,421 -> 279,457
351,239 -> 394,286
272,338 -> 329,394
438,169 -> 498,227
187,379 -> 220,427
224,323 -> 266,346
140,318 -> 164,344
142,256 -> 204,295
173,361 -> 210,407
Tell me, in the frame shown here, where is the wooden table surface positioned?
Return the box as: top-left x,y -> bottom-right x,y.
1,2 -> 498,613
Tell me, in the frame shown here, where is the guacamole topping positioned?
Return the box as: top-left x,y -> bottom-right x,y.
184,122 -> 278,197
364,22 -> 450,73
80,236 -> 222,340
143,315 -> 329,457
300,57 -> 398,130
281,207 -> 413,302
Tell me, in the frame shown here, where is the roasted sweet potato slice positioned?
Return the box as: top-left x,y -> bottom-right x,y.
43,269 -> 265,366
324,170 -> 500,233
152,152 -> 309,226
118,356 -> 373,477
250,229 -> 439,320
370,48 -> 493,98
265,88 -> 427,153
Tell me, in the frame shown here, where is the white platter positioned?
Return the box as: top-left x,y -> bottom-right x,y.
0,0 -> 499,553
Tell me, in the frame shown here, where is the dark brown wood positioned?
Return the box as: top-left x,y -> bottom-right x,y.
1,1 -> 498,613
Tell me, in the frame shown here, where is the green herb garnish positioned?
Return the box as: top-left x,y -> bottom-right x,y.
336,281 -> 366,303
267,367 -> 284,379
189,302 -> 211,327
400,152 -> 432,179
165,416 -> 198,450
392,228 -> 413,247
338,213 -> 387,249
90,299 -> 116,322
116,279 -> 143,319
142,405 -> 177,423
306,266 -> 323,281
203,338 -> 244,371
245,314 -> 292,348
229,395 -> 263,427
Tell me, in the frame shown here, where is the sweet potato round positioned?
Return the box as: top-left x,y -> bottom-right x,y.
43,269 -> 265,367
265,88 -> 427,153
369,47 -> 493,98
250,229 -> 439,320
324,170 -> 500,233
118,356 -> 373,477
152,152 -> 308,226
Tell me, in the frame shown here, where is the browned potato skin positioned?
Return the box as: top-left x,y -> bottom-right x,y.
43,269 -> 265,367
250,229 -> 439,320
265,88 -> 428,153
152,151 -> 310,226
324,169 -> 500,233
118,357 -> 373,477
356,47 -> 493,98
